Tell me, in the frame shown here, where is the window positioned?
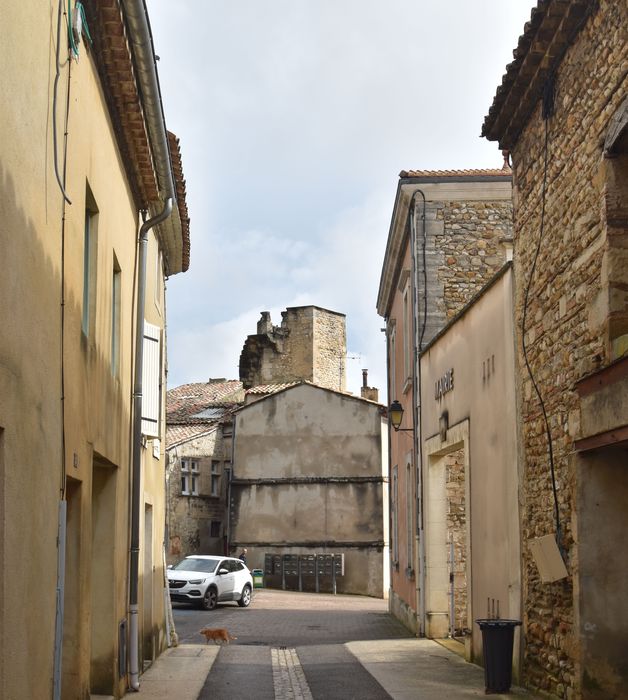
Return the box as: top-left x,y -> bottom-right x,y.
181,459 -> 199,496
111,254 -> 121,375
82,186 -> 98,337
210,521 -> 221,538
392,465 -> 399,565
211,460 -> 220,496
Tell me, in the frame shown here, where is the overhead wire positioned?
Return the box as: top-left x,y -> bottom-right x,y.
520,74 -> 563,558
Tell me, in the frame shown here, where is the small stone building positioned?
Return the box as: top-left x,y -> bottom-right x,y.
482,1 -> 627,697
165,380 -> 244,563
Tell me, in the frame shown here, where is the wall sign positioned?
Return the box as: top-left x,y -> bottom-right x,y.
435,368 -> 454,401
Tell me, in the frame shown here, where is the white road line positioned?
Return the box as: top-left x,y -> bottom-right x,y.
271,647 -> 314,700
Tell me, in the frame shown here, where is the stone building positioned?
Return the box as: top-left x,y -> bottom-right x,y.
377,168 -> 513,635
0,2 -> 189,697
165,380 -> 244,563
239,306 -> 347,392
482,0 -> 627,697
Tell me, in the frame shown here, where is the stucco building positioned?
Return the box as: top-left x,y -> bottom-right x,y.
419,264 -> 521,673
0,2 -> 189,698
228,307 -> 389,596
230,381 -> 389,597
377,168 -> 514,635
483,0 -> 627,697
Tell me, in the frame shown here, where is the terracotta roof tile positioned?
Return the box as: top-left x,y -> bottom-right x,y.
245,382 -> 299,395
167,380 -> 244,423
166,424 -> 217,447
399,166 -> 511,179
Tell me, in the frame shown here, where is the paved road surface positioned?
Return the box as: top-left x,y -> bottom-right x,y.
173,588 -> 411,699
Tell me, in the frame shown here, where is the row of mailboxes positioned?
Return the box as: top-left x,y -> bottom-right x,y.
264,553 -> 344,576
264,553 -> 345,593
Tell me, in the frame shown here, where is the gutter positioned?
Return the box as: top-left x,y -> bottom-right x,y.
409,190 -> 427,637
122,0 -> 178,690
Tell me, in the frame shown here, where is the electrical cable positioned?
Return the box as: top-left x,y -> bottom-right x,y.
53,0 -> 72,205
520,75 -> 563,557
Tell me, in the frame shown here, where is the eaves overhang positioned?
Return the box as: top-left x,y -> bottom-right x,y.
84,0 -> 190,275
482,0 -> 598,150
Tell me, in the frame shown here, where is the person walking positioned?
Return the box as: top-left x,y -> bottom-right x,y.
238,548 -> 248,565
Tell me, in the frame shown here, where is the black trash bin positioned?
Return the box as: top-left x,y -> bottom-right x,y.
475,618 -> 521,694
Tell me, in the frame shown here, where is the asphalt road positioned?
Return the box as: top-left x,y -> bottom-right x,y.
172,588 -> 413,699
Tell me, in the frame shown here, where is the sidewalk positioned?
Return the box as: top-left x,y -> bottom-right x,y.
133,645 -> 219,699
134,638 -> 539,700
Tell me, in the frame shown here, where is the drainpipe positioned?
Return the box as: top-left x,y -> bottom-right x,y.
121,0 -> 178,690
129,200 -> 172,691
409,189 -> 427,637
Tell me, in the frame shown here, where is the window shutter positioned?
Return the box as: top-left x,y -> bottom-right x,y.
142,322 -> 161,437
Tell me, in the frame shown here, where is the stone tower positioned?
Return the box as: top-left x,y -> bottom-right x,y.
239,306 -> 347,391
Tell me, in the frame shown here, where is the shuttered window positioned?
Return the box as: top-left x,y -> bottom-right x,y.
141,322 -> 161,437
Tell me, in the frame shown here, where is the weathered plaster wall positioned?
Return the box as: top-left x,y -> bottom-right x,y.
420,267 -> 521,670
507,3 -> 627,696
231,383 -> 387,597
0,8 -> 170,697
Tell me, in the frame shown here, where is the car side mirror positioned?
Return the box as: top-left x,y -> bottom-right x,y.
218,568 -> 229,575
167,564 -> 173,569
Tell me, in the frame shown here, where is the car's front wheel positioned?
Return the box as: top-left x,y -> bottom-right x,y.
201,586 -> 218,611
237,584 -> 252,608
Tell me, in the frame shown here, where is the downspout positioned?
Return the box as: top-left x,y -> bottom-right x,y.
121,0 -> 178,691
409,189 -> 426,637
129,200 -> 172,691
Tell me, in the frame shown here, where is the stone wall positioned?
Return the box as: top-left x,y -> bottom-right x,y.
445,448 -> 467,635
239,306 -> 347,391
416,198 -> 512,346
166,427 -> 230,563
508,2 -> 627,696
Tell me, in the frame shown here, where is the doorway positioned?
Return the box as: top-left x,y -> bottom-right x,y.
424,421 -> 470,650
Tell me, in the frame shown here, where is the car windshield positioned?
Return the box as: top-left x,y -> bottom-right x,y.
172,558 -> 219,574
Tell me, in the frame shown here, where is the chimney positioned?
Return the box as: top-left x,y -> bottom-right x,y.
360,369 -> 379,402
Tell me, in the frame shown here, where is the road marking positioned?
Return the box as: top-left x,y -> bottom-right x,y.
271,647 -> 313,700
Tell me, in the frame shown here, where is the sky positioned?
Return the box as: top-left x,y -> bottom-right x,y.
147,0 -> 533,399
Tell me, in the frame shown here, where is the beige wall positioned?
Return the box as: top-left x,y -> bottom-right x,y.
231,383 -> 387,597
420,267 -> 522,672
0,8 -> 169,698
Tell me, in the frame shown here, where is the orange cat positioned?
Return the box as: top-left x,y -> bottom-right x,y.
199,627 -> 237,644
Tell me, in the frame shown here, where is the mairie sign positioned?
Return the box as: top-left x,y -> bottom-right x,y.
435,368 -> 454,401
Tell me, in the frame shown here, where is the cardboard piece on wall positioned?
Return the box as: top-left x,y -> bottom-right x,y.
529,534 -> 568,583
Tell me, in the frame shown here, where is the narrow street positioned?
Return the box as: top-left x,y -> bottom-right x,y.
160,589 -> 538,700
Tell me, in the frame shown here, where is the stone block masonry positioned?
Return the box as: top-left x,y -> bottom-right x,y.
239,306 -> 347,391
505,2 -> 627,696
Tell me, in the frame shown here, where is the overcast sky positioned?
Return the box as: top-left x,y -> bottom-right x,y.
147,0 -> 532,399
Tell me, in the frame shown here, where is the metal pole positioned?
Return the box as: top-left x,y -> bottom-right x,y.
449,537 -> 455,638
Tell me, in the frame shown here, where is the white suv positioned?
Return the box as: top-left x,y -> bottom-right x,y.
167,555 -> 253,610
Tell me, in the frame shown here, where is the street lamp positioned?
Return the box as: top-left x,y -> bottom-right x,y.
388,400 -> 413,432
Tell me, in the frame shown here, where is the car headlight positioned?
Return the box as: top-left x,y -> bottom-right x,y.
189,578 -> 206,584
